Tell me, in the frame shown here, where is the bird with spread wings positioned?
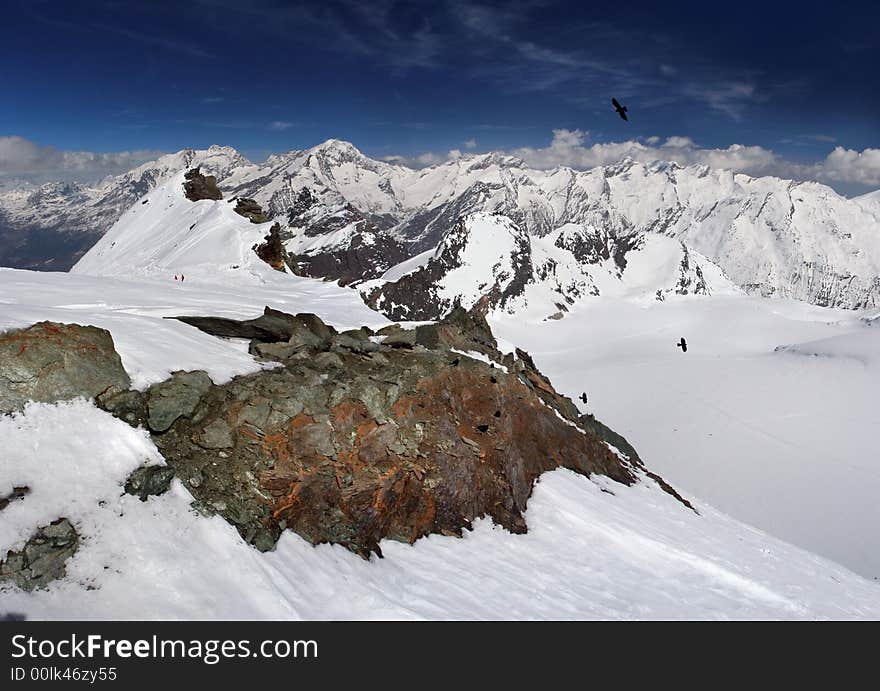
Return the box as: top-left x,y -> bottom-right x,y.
611,97 -> 628,121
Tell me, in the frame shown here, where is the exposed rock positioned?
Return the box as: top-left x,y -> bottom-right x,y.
0,322 -> 131,414
233,198 -> 269,224
0,519 -> 79,591
97,388 -> 147,427
253,223 -> 289,271
124,465 -> 176,501
146,370 -> 213,433
144,306 -> 685,558
249,340 -> 301,362
182,167 -> 222,202
331,331 -> 379,354
170,307 -> 336,345
4,312 -> 685,562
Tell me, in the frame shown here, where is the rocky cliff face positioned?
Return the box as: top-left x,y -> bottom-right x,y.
276,187 -> 408,284
0,310 -> 687,562
252,223 -> 289,272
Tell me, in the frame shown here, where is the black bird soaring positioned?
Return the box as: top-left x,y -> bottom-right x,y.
611,97 -> 628,121
677,337 -> 687,353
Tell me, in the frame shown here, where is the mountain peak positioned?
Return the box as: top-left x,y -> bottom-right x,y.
311,139 -> 363,157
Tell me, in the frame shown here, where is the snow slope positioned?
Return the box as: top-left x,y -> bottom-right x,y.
0,268 -> 386,390
2,399 -> 879,620
0,146 -> 247,271
72,171 -> 280,282
854,189 -> 880,217
491,296 -> 880,579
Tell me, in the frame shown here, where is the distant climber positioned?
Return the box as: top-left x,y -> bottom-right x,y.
612,97 -> 629,121
174,275 -> 178,281
677,337 -> 687,353
181,274 -> 185,283
579,392 -> 588,404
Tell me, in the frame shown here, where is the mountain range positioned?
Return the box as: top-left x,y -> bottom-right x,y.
6,139 -> 880,316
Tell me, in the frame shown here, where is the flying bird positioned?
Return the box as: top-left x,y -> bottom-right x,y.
677,337 -> 687,353
611,97 -> 628,121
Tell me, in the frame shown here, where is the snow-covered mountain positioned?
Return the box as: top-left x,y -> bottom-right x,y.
220,140 -> 880,311
15,138 -> 880,312
363,212 -> 737,321
72,169 -> 278,283
9,142 -> 880,619
854,189 -> 880,217
0,146 -> 247,270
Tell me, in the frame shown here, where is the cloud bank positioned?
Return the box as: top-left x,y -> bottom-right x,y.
0,136 -> 164,183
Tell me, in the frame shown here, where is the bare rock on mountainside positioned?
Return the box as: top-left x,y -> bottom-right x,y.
108,306 -> 689,557
0,322 -> 131,414
183,167 -> 222,202
253,222 -> 289,272
168,307 -> 333,343
233,197 -> 269,224
0,518 -> 79,592
0,310 -> 687,561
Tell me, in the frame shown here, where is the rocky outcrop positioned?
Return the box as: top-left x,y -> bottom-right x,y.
0,322 -> 131,414
183,167 -> 222,202
168,307 -> 333,343
253,223 -> 289,271
233,198 -> 269,224
0,519 -> 79,591
1,310 -> 686,562
124,306 -> 686,557
0,486 -> 29,512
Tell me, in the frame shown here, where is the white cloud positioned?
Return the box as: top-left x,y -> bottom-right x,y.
268,121 -> 295,131
819,147 -> 880,187
508,129 -> 785,176
0,136 -> 164,182
663,136 -> 695,148
463,138 -> 477,149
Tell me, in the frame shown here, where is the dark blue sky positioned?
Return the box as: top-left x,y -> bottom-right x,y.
2,0 -> 879,189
